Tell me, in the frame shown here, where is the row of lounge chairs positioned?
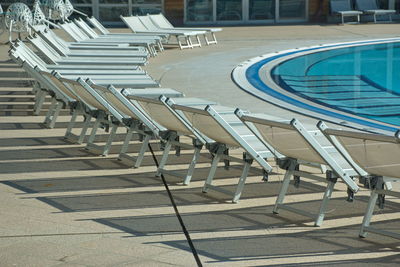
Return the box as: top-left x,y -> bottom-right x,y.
9,19 -> 399,241
330,0 -> 396,24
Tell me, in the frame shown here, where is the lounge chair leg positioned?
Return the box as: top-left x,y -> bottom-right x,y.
43,97 -> 58,126
118,125 -> 135,157
204,34 -> 210,45
177,36 -> 183,49
134,134 -> 151,168
202,147 -> 224,193
187,36 -> 194,49
359,188 -> 379,238
47,100 -> 63,129
102,123 -> 118,156
359,177 -> 382,238
183,144 -> 202,185
211,32 -> 217,44
86,117 -> 101,148
77,114 -> 92,144
156,140 -> 172,176
314,177 -> 336,226
196,35 -> 202,47
232,154 -> 253,203
204,32 -> 217,45
64,109 -> 79,140
33,89 -> 46,115
273,160 -> 296,214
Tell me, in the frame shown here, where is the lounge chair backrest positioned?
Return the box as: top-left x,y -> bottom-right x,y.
12,57 -> 69,103
59,77 -> 104,110
322,128 -> 400,178
27,35 -> 61,64
330,0 -> 353,12
241,115 -> 326,164
30,67 -> 73,102
35,29 -> 69,54
74,18 -> 99,39
88,84 -> 163,134
37,29 -> 70,56
67,21 -> 91,40
131,96 -> 195,136
149,14 -> 173,29
58,22 -> 84,41
40,71 -> 79,100
87,16 -> 110,35
10,41 -> 48,70
120,16 -> 149,32
92,84 -> 139,119
59,22 -> 88,41
173,105 -> 241,147
59,78 -> 125,122
356,0 -> 379,10
138,16 -> 160,31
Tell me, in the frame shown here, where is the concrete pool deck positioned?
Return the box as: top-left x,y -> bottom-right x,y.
0,24 -> 399,266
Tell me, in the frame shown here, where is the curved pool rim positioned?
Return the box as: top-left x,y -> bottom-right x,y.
232,38 -> 400,134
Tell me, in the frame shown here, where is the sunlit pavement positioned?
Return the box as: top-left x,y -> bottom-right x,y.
0,24 -> 399,266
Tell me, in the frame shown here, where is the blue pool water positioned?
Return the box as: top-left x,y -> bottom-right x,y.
271,42 -> 400,127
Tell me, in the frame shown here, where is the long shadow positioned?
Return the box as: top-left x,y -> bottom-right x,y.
34,188 -> 215,213
0,96 -> 35,102
153,226 -> 400,265
14,170 -> 399,223
87,195 -> 399,231
85,201 -> 399,264
0,156 -> 129,174
0,136 -> 70,147
0,71 -> 30,77
1,170 -> 162,194
0,121 -> 72,130
0,79 -> 33,88
0,90 -> 32,95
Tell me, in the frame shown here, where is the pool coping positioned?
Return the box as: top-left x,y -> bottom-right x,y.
232,38 -> 400,135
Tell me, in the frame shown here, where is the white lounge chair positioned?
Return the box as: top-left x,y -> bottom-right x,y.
318,122 -> 400,239
121,15 -> 202,49
355,0 -> 396,23
330,0 -> 363,24
27,34 -> 149,66
87,82 -> 184,167
58,77 -> 182,156
168,104 -> 274,203
126,94 -> 216,179
9,41 -> 158,127
149,13 -> 222,45
59,21 -> 159,55
73,18 -> 163,56
237,111 -> 360,226
31,27 -> 149,58
86,16 -> 168,40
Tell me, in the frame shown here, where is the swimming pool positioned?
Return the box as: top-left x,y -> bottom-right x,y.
232,38 -> 400,134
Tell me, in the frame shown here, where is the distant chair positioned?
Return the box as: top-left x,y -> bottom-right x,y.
355,0 -> 396,23
249,0 -> 274,20
330,0 -> 363,24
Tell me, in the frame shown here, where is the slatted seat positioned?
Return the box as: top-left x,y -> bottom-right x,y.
237,112 -> 361,226
319,122 -> 400,239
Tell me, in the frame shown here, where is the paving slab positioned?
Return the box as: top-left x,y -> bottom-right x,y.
0,23 -> 399,266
